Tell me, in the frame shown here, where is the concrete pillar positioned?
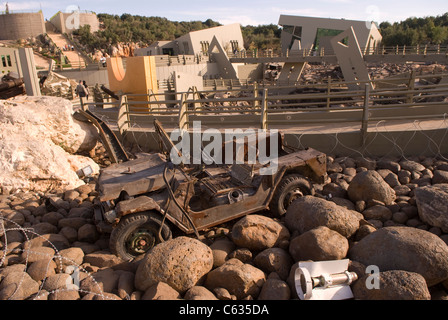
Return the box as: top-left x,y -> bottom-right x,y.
18,47 -> 41,96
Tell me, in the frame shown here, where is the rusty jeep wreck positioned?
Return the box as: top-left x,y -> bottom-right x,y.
94,120 -> 327,260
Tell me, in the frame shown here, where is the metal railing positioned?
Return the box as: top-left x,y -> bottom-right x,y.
229,45 -> 448,60
0,9 -> 43,14
80,73 -> 447,145
153,54 -> 208,67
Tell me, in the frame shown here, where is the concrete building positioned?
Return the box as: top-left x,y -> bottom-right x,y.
136,41 -> 175,56
133,24 -> 260,85
278,15 -> 382,55
50,11 -> 100,34
0,11 -> 46,40
0,47 -> 21,75
135,23 -> 244,57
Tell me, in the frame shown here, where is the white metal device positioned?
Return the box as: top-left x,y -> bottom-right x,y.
295,259 -> 358,300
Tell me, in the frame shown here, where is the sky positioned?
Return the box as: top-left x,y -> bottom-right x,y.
2,0 -> 448,26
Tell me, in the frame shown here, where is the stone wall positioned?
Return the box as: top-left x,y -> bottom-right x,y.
0,12 -> 46,40
50,12 -> 100,34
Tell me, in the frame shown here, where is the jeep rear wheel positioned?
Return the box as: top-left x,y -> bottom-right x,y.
109,212 -> 172,261
270,174 -> 313,217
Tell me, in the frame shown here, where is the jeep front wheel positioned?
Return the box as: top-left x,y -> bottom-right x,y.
109,212 -> 172,261
270,174 -> 313,217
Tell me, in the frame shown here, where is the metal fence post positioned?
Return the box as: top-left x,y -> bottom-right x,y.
407,71 -> 416,104
260,89 -> 268,130
179,93 -> 189,131
361,84 -> 370,145
326,76 -> 331,111
117,95 -> 130,135
253,82 -> 259,107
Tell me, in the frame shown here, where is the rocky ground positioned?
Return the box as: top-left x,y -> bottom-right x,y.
1,146 -> 448,300
298,62 -> 447,83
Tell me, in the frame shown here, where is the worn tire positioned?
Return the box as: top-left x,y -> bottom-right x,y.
109,212 -> 172,261
270,174 -> 313,217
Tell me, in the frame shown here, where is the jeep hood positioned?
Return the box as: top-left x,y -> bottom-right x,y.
98,153 -> 171,201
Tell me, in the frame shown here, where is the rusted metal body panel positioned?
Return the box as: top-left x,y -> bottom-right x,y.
115,196 -> 162,216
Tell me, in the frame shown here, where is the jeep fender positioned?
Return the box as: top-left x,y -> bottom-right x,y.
115,196 -> 161,217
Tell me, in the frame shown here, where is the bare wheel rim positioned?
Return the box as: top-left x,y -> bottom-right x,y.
126,227 -> 156,255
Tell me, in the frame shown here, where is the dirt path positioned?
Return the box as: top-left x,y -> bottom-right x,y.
45,25 -> 86,69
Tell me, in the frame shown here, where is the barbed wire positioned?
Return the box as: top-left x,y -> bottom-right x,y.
115,113 -> 448,164
282,116 -> 448,163
0,216 -> 119,300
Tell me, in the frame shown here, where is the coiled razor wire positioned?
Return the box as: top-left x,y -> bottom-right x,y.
0,216 -> 121,300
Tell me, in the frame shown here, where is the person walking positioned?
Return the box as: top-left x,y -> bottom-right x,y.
76,80 -> 87,106
83,80 -> 90,100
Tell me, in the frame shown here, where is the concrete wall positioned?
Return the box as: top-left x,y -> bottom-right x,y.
237,64 -> 264,80
0,12 -> 46,40
156,62 -> 221,82
174,71 -> 204,100
53,61 -> 224,88
53,69 -> 109,86
50,11 -> 100,34
118,128 -> 448,159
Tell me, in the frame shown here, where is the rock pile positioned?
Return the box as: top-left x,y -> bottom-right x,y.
0,96 -> 100,194
299,63 -> 447,84
1,154 -> 448,300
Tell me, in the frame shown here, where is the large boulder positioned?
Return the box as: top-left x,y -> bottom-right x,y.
0,96 -> 99,193
83,251 -> 124,268
55,247 -> 85,269
135,237 -> 213,294
258,277 -> 291,300
0,272 -> 40,300
184,286 -> 218,300
231,215 -> 290,251
285,196 -> 361,238
141,282 -> 181,300
253,248 -> 292,281
347,170 -> 396,205
352,270 -> 431,300
349,226 -> 448,286
117,271 -> 135,300
432,170 -> 448,184
42,273 -> 74,293
210,238 -> 236,268
27,259 -> 57,282
414,184 -> 448,233
362,205 -> 393,222
289,226 -> 349,262
205,258 -> 266,299
399,159 -> 425,172
23,233 -> 70,252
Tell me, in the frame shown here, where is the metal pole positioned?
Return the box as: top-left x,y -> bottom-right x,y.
260,88 -> 268,130
361,84 -> 370,145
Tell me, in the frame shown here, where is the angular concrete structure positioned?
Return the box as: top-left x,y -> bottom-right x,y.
278,15 -> 382,55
